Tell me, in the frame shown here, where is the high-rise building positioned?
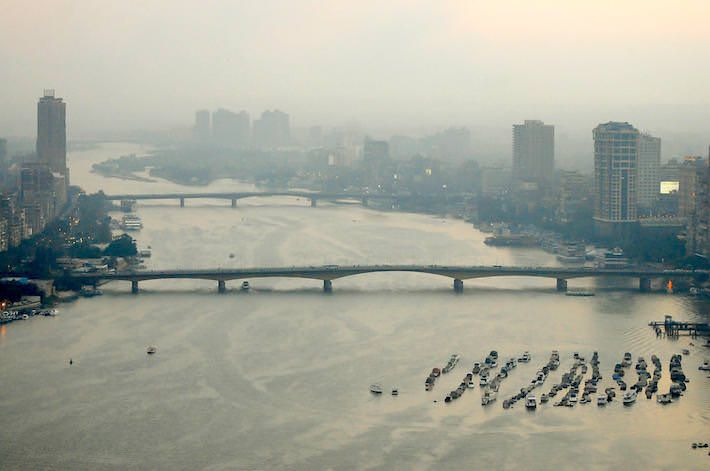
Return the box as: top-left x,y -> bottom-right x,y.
253,110 -> 290,148
512,120 -> 554,184
637,133 -> 661,209
0,138 -> 7,189
212,108 -> 250,148
687,148 -> 710,257
593,122 -> 640,237
36,89 -> 67,178
193,110 -> 211,142
678,156 -> 705,218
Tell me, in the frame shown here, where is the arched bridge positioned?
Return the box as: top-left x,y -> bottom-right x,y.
67,265 -> 708,294
103,191 -> 425,208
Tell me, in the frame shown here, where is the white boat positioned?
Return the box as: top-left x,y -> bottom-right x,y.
681,349 -> 690,355
146,346 -> 157,355
525,394 -> 537,409
597,394 -> 607,406
479,376 -> 489,387
622,390 -> 637,405
467,381 -> 475,389
391,388 -> 399,396
656,393 -> 672,404
481,390 -> 497,405
569,392 -> 578,403
518,352 -> 531,363
369,384 -> 383,394
540,393 -> 549,403
241,281 -> 250,290
699,362 -> 710,371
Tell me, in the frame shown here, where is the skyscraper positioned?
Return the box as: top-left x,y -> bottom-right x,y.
193,110 -> 211,142
512,120 -> 554,184
637,133 -> 661,209
253,110 -> 290,148
212,108 -> 250,148
593,122 -> 639,237
36,89 -> 67,178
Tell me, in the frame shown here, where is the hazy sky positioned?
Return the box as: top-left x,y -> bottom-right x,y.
2,0 -> 710,139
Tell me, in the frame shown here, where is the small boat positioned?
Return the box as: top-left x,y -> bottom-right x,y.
525,394 -> 537,409
479,376 -> 489,387
597,394 -> 607,406
472,362 -> 481,374
518,352 -> 531,363
699,362 -> 710,371
565,290 -> 595,297
682,349 -> 690,355
391,388 -> 399,396
481,390 -> 497,405
146,346 -> 157,355
622,390 -> 637,405
569,392 -> 578,403
657,393 -> 672,404
229,253 -> 235,258
241,281 -> 250,291
369,384 -> 383,394
467,381 -> 475,389
540,393 -> 549,404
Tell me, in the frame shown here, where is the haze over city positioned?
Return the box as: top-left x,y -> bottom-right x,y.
2,2 -> 710,470
2,0 -> 710,164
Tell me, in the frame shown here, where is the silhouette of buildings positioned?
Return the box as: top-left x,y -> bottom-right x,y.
513,120 -> 554,185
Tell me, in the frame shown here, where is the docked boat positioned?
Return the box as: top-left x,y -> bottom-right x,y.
681,349 -> 690,355
369,384 -> 383,394
481,390 -> 497,406
565,290 -> 595,297
146,346 -> 157,355
622,390 -> 637,405
518,352 -> 531,363
472,362 -> 481,374
657,393 -> 672,404
597,394 -> 607,406
467,381 -> 475,389
525,394 -> 537,409
241,281 -> 250,291
540,393 -> 549,403
479,375 -> 489,387
391,388 -> 399,396
699,361 -> 710,371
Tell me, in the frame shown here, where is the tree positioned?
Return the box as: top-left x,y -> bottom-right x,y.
103,234 -> 137,257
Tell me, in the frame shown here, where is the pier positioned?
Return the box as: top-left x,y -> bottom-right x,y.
649,315 -> 710,337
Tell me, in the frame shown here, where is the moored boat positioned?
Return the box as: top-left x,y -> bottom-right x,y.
369,383 -> 383,394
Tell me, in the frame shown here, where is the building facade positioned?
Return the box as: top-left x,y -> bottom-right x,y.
593,122 -> 640,237
193,110 -> 210,142
512,120 -> 554,184
637,133 -> 661,209
36,90 -> 67,178
212,109 -> 250,148
253,110 -> 290,148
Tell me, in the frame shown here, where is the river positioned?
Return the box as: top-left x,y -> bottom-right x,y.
1,142 -> 709,470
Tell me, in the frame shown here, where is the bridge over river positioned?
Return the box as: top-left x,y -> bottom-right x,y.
104,191 -> 428,208
65,265 -> 708,294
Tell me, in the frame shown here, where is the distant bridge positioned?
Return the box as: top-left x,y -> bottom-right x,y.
63,265 -> 708,294
103,191 -> 427,208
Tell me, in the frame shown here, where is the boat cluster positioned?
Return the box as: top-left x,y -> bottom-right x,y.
425,354 -> 459,392
503,351 -> 558,409
0,308 -> 57,325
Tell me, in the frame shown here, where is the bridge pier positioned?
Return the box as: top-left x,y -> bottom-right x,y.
131,280 -> 139,294
218,280 -> 226,294
639,277 -> 651,292
556,278 -> 568,292
179,197 -> 185,208
323,279 -> 332,293
310,198 -> 317,207
231,198 -> 237,208
453,278 -> 464,293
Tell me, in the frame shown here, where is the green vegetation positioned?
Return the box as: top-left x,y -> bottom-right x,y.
103,234 -> 137,257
